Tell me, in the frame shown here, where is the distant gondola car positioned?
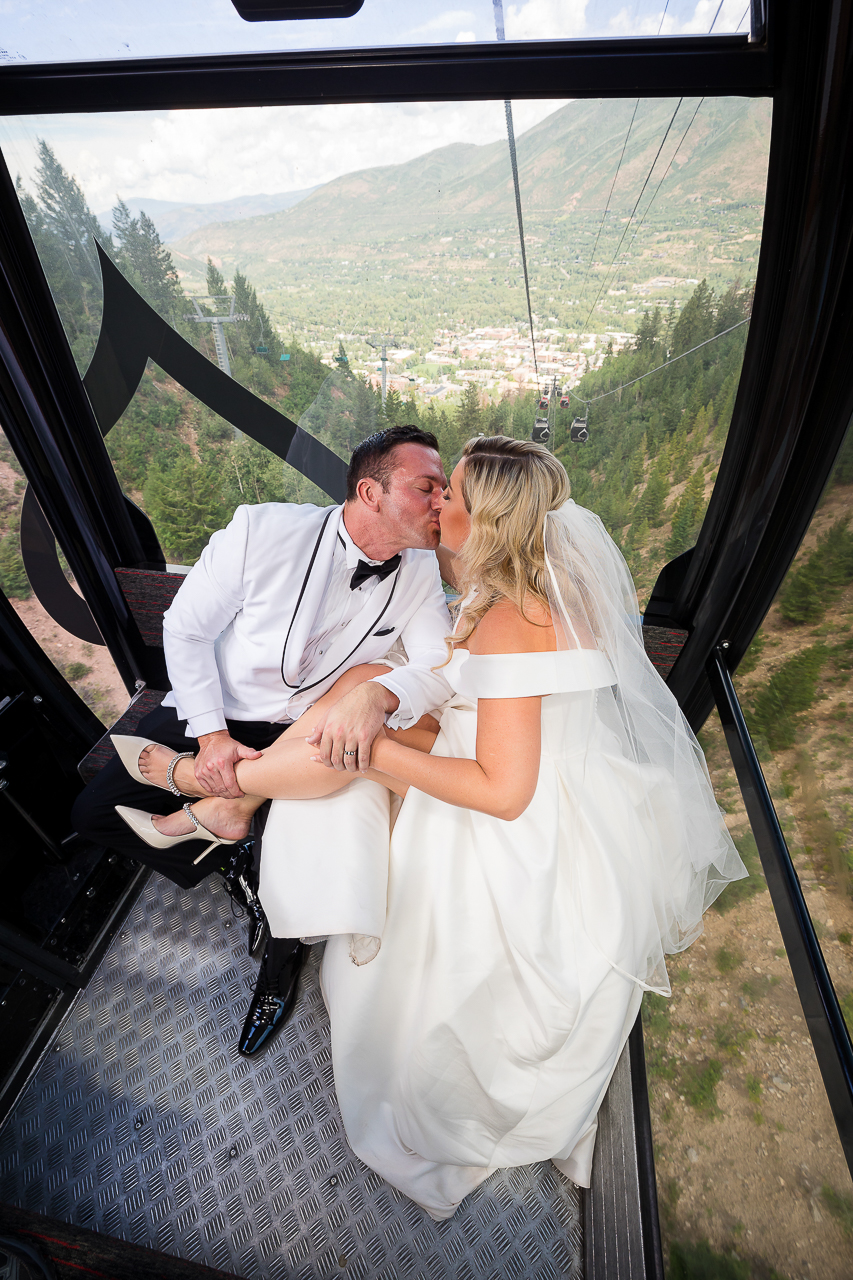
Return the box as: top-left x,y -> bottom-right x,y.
538,397 -> 549,411
560,395 -> 570,408
570,417 -> 589,443
531,417 -> 550,443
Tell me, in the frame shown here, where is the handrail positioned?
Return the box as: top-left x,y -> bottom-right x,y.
707,646 -> 853,1177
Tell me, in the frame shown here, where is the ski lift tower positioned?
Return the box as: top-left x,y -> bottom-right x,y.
183,295 -> 249,378
367,334 -> 399,409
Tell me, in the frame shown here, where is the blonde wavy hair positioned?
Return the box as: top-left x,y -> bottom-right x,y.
449,435 -> 571,651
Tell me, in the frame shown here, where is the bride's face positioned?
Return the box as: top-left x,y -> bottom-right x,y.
441,459 -> 471,553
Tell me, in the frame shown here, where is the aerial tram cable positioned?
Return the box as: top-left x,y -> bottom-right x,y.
563,5 -> 741,439
576,3 -> 727,347
578,100 -> 640,318
492,0 -> 541,402
565,315 -> 749,409
708,0 -> 727,33
626,97 -> 705,257
571,0 -> 676,344
578,98 -> 683,338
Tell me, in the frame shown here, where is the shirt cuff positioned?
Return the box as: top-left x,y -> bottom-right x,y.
371,673 -> 414,730
186,709 -> 228,738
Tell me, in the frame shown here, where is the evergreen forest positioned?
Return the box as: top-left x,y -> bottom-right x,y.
2,140 -> 753,599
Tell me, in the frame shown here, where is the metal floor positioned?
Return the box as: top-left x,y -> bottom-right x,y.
0,873 -> 584,1279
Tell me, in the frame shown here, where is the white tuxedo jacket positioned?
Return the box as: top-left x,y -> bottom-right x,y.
162,502 -> 452,737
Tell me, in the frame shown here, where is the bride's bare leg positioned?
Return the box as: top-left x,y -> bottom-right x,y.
152,664 -> 437,836
141,664 -> 395,798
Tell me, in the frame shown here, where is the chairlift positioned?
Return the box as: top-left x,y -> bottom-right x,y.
531,417 -> 550,444
570,416 -> 589,444
255,344 -> 269,354
334,353 -> 348,365
280,353 -> 291,361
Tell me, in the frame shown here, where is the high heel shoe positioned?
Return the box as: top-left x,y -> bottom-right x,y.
111,735 -> 195,796
115,803 -> 239,865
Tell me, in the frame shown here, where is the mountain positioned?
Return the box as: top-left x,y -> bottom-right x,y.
97,188 -> 316,243
165,97 -> 770,340
169,97 -> 770,262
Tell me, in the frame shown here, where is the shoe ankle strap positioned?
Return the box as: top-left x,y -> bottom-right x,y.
167,752 -> 195,797
183,802 -> 200,830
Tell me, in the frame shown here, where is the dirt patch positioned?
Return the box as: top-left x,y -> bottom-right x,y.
10,593 -> 127,727
646,551 -> 853,1280
647,859 -> 853,1278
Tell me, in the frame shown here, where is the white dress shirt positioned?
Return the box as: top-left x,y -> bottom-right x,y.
161,502 -> 452,738
298,521 -> 388,682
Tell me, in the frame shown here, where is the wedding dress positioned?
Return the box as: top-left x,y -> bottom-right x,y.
318,500 -> 746,1221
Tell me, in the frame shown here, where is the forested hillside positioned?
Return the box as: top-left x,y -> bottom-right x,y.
170,97 -> 769,346
0,135 -> 753,593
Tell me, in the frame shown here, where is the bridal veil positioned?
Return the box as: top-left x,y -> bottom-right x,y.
543,498 -> 747,993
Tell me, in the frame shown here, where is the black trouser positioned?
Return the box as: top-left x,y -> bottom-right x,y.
71,704 -> 286,890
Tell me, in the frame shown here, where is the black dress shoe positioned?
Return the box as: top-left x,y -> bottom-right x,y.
238,943 -> 307,1056
221,842 -> 267,956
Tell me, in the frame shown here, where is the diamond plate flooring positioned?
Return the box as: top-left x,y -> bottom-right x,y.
0,874 -> 584,1279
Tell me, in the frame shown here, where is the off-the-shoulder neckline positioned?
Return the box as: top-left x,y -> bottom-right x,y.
451,648 -> 604,659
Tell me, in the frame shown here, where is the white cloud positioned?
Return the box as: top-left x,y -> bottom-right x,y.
1,98 -> 572,215
606,0 -> 749,36
677,0 -> 749,33
407,9 -> 477,36
455,29 -> 477,40
504,0 -> 588,41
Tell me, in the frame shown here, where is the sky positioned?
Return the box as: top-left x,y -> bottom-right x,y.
0,0 -> 750,213
0,1 -> 751,64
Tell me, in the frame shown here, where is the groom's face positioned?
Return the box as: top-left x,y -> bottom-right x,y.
379,443 -> 447,551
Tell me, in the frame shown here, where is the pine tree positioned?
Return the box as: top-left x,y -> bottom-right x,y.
634,455 -> 671,527
0,529 -> 31,599
34,139 -> 106,287
113,201 -> 184,323
457,382 -> 482,441
670,279 -> 715,356
143,456 -> 227,564
206,257 -> 228,299
232,269 -> 281,360
633,306 -> 663,353
671,424 -> 691,484
666,467 -> 705,558
748,644 -> 828,750
778,518 -> 853,625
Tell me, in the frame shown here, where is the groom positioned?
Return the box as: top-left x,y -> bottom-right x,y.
72,425 -> 452,1052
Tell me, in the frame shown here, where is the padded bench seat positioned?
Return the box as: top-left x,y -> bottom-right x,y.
77,568 -> 689,783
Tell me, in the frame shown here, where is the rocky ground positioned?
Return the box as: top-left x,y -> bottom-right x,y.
646,480 -> 853,1278
11,592 -> 127,728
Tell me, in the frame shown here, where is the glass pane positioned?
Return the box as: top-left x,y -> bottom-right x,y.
0,428 -> 126,726
732,410 -> 853,1153
643,707 -> 853,1277
0,94 -> 768,584
0,1 -> 752,68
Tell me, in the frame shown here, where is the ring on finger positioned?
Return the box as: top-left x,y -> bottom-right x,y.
343,750 -> 357,757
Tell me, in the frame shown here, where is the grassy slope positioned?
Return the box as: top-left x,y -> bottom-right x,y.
168,98 -> 770,343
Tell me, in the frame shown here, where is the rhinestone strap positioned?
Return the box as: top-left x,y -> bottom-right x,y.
166,751 -> 195,797
182,802 -> 200,830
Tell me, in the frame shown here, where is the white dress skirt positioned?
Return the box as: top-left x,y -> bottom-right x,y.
317,647 -> 688,1220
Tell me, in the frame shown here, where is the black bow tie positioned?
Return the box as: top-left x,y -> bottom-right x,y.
350,555 -> 401,591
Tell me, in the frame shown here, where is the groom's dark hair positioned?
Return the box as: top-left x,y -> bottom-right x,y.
346,425 -> 440,502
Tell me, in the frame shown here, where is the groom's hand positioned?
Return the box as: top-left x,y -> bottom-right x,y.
307,681 -> 400,773
195,730 -> 263,798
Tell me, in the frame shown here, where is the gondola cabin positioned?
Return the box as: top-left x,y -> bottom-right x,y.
0,3 -> 851,1278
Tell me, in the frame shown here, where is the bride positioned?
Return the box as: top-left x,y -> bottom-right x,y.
114,435 -> 746,1220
